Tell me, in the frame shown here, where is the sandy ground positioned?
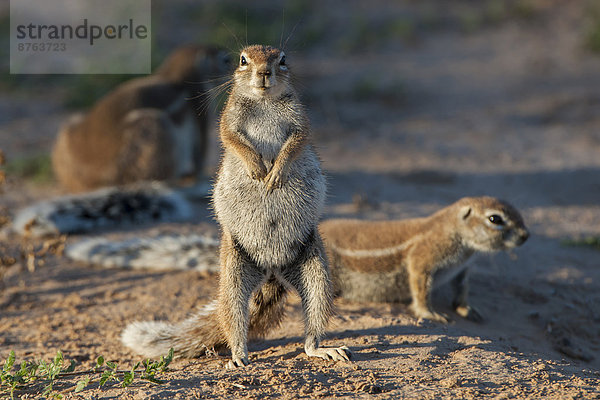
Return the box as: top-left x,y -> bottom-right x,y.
2,1 -> 600,398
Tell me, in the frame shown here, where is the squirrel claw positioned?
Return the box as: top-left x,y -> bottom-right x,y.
306,345 -> 352,362
225,356 -> 249,369
249,169 -> 267,181
247,159 -> 268,181
455,305 -> 484,322
413,307 -> 450,324
264,170 -> 285,192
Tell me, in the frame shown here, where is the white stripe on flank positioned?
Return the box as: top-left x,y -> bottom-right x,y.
329,234 -> 422,258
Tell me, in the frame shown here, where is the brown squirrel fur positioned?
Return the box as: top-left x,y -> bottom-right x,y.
122,45 -> 350,368
320,197 -> 529,323
52,45 -> 229,192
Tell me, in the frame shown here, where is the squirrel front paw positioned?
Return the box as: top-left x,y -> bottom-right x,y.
246,158 -> 268,180
264,166 -> 287,192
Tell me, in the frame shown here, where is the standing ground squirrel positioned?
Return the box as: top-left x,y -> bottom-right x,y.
320,197 -> 529,323
52,45 -> 229,192
122,45 -> 350,367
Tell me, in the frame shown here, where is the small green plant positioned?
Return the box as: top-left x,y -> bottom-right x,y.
38,351 -> 76,397
349,76 -> 406,105
458,0 -> 537,34
585,1 -> 600,53
4,153 -> 54,184
176,0 -> 323,52
511,0 -> 536,19
62,74 -> 142,109
2,351 -> 34,399
562,236 -> 600,251
1,348 -> 174,399
352,76 -> 378,99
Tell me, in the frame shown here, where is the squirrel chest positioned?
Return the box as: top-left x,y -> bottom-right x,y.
243,100 -> 291,165
212,99 -> 326,269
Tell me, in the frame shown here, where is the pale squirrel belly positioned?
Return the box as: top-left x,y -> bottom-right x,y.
212,147 -> 326,268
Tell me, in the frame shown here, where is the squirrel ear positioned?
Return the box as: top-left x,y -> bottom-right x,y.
460,206 -> 472,220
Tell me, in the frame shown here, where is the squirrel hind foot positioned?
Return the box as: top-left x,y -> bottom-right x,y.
305,345 -> 352,362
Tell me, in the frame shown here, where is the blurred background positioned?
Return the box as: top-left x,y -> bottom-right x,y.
1,0 -> 599,191
1,0 -> 599,233
1,0 -> 600,379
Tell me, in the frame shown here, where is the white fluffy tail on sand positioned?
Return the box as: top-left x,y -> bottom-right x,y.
9,182 -> 197,238
66,234 -> 220,271
121,278 -> 288,358
121,300 -> 224,358
121,320 -> 181,359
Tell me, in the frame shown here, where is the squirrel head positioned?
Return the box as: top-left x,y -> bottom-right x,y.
234,45 -> 291,100
457,196 -> 529,252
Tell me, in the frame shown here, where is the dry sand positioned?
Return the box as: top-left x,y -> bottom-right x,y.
2,1 -> 600,398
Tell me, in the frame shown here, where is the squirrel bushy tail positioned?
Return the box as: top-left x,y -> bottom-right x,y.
121,277 -> 288,358
66,234 -> 219,271
9,182 -> 196,238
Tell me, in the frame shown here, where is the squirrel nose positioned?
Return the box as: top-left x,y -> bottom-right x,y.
518,228 -> 529,244
258,69 -> 271,77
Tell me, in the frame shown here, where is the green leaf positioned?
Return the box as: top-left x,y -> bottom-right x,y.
18,361 -> 29,377
106,361 -> 118,370
38,360 -> 48,375
161,348 -> 174,371
99,370 -> 113,386
53,351 -> 64,366
122,371 -> 134,387
75,377 -> 90,393
96,356 -> 104,368
26,363 -> 39,381
4,351 -> 16,372
64,360 -> 76,373
43,382 -> 54,396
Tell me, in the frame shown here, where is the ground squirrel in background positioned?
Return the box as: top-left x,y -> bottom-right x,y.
52,45 -> 230,192
122,45 -> 350,368
320,197 -> 529,323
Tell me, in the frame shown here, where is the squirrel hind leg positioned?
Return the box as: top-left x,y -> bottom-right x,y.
279,232 -> 351,362
217,232 -> 266,367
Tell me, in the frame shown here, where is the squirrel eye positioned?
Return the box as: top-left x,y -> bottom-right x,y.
240,55 -> 247,66
279,55 -> 286,66
488,215 -> 504,225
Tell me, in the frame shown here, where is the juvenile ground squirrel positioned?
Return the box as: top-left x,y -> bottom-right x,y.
52,45 -> 229,192
122,45 -> 350,367
320,197 -> 529,323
